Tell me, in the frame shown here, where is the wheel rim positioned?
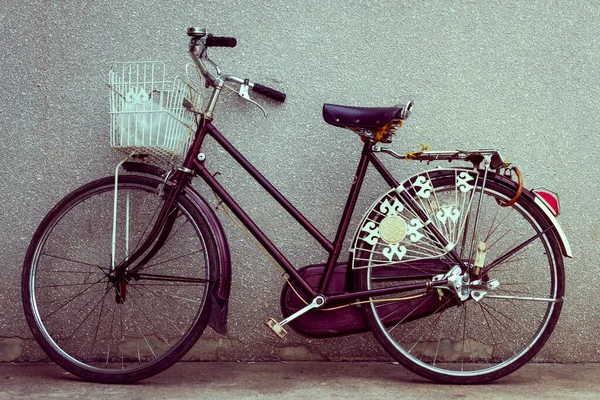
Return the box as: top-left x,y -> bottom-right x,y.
26,179 -> 211,376
355,171 -> 562,379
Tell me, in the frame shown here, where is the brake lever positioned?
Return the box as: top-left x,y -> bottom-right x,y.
239,81 -> 267,117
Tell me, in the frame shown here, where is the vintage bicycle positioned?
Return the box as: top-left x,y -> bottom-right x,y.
22,28 -> 571,384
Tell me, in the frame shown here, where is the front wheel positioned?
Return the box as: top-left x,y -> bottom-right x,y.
22,175 -> 218,383
353,169 -> 565,384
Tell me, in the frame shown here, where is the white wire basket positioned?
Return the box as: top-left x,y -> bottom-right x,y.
108,61 -> 195,163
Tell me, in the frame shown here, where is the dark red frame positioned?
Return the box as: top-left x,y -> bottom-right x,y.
116,116 -> 460,306
192,118 -> 465,305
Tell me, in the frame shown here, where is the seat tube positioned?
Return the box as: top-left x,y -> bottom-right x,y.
318,140 -> 373,293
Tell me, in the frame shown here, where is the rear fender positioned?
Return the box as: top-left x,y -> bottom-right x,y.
122,162 -> 232,334
409,168 -> 572,258
488,171 -> 572,258
351,167 -> 572,261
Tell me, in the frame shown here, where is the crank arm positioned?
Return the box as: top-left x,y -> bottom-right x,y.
265,295 -> 325,338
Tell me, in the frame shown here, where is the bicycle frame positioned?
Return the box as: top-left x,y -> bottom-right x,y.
107,31 -> 483,307
132,116 -> 463,307
108,113 -> 572,311
21,28 -> 572,384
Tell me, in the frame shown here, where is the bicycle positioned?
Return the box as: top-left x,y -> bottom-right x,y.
22,28 -> 571,384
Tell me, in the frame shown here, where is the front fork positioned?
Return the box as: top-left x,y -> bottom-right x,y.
109,162 -> 191,303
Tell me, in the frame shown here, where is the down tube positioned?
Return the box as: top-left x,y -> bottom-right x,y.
206,124 -> 333,253
194,161 -> 317,296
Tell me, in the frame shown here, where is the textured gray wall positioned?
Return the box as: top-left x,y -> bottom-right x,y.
1,0 -> 598,362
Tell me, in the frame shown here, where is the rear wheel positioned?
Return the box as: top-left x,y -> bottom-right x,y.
354,169 -> 565,384
22,175 -> 218,383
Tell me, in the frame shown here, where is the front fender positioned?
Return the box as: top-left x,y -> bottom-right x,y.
122,162 -> 232,334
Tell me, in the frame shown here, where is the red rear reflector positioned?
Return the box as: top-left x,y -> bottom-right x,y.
533,189 -> 560,216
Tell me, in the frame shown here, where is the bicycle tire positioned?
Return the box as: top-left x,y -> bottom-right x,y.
353,169 -> 565,384
22,174 -> 218,383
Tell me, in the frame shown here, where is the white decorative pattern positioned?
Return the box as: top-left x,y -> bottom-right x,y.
436,206 -> 460,224
379,198 -> 404,216
406,219 -> 425,242
352,169 -> 480,270
457,171 -> 475,193
125,87 -> 150,105
383,243 -> 407,261
413,176 -> 433,198
360,222 -> 380,245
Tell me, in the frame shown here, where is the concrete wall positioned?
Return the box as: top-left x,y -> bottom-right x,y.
1,0 -> 598,362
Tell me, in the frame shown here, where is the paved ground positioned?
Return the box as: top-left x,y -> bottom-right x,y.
0,362 -> 598,399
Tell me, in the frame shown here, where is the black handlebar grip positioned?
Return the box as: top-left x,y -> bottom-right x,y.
252,83 -> 286,102
205,35 -> 237,47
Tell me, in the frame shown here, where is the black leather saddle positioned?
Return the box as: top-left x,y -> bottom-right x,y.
322,104 -> 403,129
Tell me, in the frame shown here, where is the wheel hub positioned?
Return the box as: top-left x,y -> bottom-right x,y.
432,266 -> 499,303
108,273 -> 129,304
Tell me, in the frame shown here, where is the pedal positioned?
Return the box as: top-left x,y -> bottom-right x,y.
265,318 -> 288,339
264,295 -> 325,339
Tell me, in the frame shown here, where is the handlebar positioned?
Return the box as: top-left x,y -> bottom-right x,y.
187,27 -> 286,118
206,35 -> 237,48
252,83 -> 286,102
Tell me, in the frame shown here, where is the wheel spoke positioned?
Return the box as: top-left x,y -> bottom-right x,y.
484,226 -> 554,274
484,294 -> 560,303
355,171 -> 564,383
40,275 -> 108,320
142,250 -> 206,271
40,252 -> 107,272
23,176 -> 215,383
